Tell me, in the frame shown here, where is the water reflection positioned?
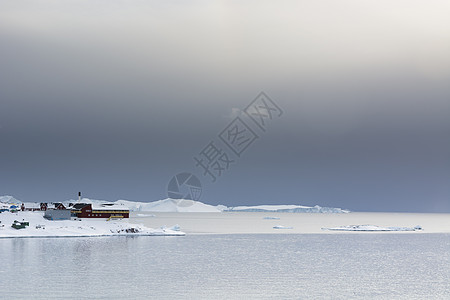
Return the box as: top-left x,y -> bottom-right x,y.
0,234 -> 449,299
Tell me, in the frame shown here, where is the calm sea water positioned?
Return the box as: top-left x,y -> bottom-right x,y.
1,234 -> 449,299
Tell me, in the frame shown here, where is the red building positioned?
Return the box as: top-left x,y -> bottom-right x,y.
71,203 -> 129,219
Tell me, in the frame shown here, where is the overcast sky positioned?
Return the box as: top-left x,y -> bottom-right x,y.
1,0 -> 449,212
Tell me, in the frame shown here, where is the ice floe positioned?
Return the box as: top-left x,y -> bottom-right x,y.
227,204 -> 349,213
273,225 -> 293,229
161,224 -> 181,231
322,225 -> 423,232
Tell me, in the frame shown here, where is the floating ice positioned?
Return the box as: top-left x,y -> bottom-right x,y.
169,224 -> 181,231
228,204 -> 349,213
263,217 -> 280,220
322,225 -> 423,232
273,225 -> 293,229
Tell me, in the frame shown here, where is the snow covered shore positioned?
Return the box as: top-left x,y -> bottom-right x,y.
0,211 -> 185,238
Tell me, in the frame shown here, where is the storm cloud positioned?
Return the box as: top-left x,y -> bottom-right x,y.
1,0 -> 449,212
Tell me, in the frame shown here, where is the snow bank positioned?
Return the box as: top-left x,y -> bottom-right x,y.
0,211 -> 185,238
227,204 -> 349,213
322,225 -> 423,232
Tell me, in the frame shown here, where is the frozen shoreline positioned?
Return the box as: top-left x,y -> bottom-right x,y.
0,211 -> 185,238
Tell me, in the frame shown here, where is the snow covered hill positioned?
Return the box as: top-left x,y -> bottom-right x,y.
0,195 -> 21,204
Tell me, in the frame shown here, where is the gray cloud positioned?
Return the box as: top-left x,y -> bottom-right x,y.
0,0 -> 449,211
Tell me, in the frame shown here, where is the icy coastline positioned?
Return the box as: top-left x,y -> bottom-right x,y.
0,211 -> 184,238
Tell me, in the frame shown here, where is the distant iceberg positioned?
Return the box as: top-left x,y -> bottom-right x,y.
263,217 -> 280,220
114,199 -> 223,213
227,204 -> 349,213
62,199 -> 348,213
273,225 -> 293,229
160,224 -> 181,231
322,225 -> 423,232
